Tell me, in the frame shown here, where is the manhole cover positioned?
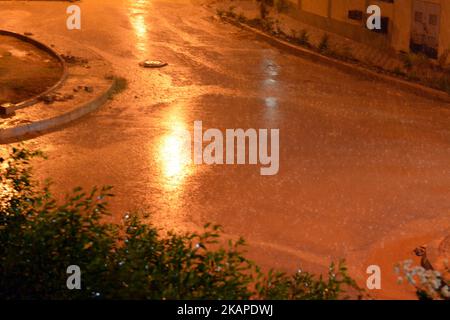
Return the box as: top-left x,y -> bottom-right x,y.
139,60 -> 168,68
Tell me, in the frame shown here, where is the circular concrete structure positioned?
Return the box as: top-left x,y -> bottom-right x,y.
0,31 -> 66,109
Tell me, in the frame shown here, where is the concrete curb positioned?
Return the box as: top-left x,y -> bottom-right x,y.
0,29 -> 68,112
222,17 -> 450,104
0,77 -> 117,143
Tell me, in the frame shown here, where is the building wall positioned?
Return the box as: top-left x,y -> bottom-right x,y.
301,0 -> 329,17
391,0 -> 412,53
331,0 -> 366,25
296,0 -> 450,61
398,0 -> 450,59
296,0 -> 393,52
436,0 -> 450,59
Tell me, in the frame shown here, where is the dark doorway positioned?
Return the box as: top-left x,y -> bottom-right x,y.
410,0 -> 440,59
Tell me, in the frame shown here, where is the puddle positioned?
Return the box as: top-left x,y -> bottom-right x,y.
0,43 -> 40,61
7,48 -> 29,58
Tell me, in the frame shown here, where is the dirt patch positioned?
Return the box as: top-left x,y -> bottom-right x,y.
0,35 -> 63,105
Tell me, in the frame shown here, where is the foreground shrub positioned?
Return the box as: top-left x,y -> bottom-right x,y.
0,147 -> 362,299
396,260 -> 449,300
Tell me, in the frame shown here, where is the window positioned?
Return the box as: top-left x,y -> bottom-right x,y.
348,10 -> 363,21
370,17 -> 389,34
429,14 -> 438,26
415,11 -> 423,23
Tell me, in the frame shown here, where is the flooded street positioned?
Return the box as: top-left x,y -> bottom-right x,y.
2,0 -> 450,298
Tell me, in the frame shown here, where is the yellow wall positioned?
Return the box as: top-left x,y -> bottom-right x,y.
331,0 -> 365,25
330,0 -> 395,27
391,0 -> 412,52
398,0 -> 450,59
437,0 -> 450,59
298,0 -> 450,60
301,0 -> 329,17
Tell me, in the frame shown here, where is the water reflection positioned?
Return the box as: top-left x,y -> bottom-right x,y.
265,59 -> 279,77
261,56 -> 280,122
265,97 -> 278,108
157,107 -> 194,191
128,0 -> 150,54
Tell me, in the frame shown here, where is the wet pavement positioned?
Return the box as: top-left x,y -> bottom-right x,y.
1,0 -> 450,298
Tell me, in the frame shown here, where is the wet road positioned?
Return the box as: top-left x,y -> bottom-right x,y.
2,0 -> 450,298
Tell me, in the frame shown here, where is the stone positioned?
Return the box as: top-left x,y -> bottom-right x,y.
40,95 -> 55,104
0,103 -> 16,116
